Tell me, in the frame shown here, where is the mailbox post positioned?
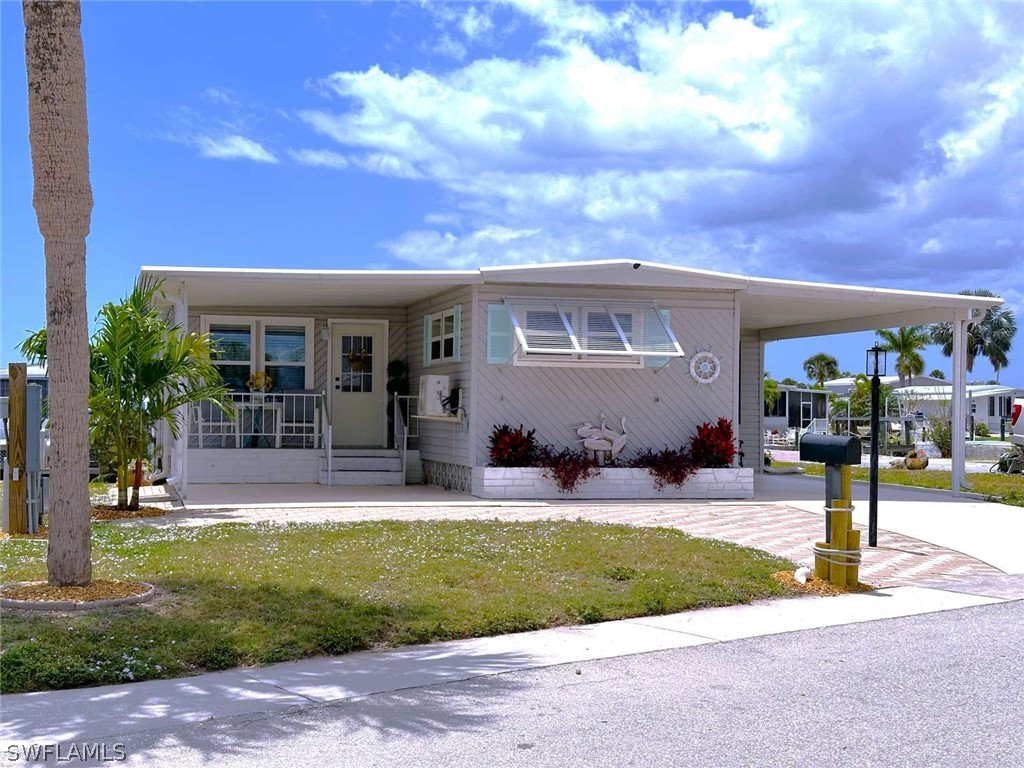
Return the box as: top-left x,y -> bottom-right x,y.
800,434 -> 863,587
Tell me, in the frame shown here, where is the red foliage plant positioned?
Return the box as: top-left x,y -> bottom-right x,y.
689,418 -> 736,468
488,424 -> 538,467
627,447 -> 697,490
535,446 -> 601,494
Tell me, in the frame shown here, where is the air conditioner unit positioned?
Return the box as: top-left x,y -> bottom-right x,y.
418,375 -> 450,417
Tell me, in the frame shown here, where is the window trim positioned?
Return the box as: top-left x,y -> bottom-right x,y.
425,306 -> 460,365
201,315 -> 315,390
502,298 -> 683,368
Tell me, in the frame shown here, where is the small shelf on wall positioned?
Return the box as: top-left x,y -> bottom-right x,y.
412,413 -> 463,424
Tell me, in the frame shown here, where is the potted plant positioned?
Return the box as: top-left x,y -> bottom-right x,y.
246,371 -> 273,393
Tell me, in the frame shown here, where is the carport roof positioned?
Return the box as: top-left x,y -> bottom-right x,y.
141,259 -> 1000,340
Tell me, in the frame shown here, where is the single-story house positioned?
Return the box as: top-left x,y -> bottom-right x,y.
893,384 -> 1020,436
824,374 -> 948,396
764,384 -> 829,435
142,260 -> 1000,499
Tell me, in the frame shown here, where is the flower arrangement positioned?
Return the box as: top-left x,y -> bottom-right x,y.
348,348 -> 370,371
626,447 -> 697,490
246,371 -> 273,392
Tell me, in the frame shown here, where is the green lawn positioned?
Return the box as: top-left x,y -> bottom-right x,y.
774,462 -> 1024,507
0,520 -> 792,693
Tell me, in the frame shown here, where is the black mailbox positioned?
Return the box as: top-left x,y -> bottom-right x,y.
799,434 -> 862,465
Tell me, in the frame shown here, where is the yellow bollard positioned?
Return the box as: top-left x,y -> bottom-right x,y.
814,542 -> 830,581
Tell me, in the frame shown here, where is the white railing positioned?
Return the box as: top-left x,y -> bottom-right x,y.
321,391 -> 332,486
800,418 -> 829,437
393,394 -> 418,485
189,392 -> 323,450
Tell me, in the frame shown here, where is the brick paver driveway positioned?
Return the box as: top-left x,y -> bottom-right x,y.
134,500 -> 1003,588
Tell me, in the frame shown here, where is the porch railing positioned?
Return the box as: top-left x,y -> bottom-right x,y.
321,391 -> 332,485
393,394 -> 418,485
189,392 -> 324,450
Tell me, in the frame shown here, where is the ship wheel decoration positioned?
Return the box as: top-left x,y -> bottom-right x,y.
689,349 -> 721,385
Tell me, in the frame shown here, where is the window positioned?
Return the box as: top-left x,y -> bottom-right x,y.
765,395 -> 786,418
423,305 -> 461,366
202,316 -> 313,391
494,299 -> 682,368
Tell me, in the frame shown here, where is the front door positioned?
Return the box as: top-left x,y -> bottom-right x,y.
331,322 -> 386,447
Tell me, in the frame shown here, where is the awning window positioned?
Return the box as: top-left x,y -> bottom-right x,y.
503,299 -> 684,359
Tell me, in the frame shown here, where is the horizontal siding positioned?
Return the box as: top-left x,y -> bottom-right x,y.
406,286 -> 474,466
472,285 -> 737,466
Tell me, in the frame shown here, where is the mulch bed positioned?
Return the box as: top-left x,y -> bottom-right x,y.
1,579 -> 150,603
90,505 -> 168,521
772,570 -> 874,596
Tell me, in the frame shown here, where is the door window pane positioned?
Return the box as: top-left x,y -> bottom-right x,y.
340,335 -> 373,392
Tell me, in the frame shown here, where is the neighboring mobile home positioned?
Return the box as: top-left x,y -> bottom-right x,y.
141,260 -> 999,499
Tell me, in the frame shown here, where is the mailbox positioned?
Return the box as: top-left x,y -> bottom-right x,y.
799,434 -> 862,466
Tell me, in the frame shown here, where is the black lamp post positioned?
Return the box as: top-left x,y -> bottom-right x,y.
866,345 -> 887,547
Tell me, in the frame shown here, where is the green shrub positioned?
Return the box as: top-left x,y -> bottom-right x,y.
974,423 -> 990,438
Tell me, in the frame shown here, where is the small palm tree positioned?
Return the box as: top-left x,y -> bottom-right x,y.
930,290 -> 1017,380
22,279 -> 234,510
875,326 -> 930,387
802,353 -> 840,387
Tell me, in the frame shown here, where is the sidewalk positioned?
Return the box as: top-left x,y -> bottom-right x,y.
3,576 -> 1019,746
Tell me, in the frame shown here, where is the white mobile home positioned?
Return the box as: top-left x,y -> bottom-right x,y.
142,260 -> 999,499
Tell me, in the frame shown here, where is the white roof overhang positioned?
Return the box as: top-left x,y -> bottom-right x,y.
140,260 -> 1001,340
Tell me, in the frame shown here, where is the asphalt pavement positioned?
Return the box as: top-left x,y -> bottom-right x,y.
90,600 -> 1024,767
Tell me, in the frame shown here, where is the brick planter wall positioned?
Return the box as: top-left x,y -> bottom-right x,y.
471,466 -> 754,500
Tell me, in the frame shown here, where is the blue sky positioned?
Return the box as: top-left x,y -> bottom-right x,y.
2,1 -> 1021,385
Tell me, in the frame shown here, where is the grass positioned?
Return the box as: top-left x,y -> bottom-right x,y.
774,462 -> 1024,507
0,519 -> 792,693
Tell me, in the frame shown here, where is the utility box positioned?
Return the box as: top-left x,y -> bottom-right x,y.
799,434 -> 862,466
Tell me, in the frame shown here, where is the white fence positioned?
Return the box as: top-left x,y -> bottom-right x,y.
189,392 -> 324,450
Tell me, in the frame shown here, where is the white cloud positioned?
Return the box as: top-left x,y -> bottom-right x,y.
203,87 -> 239,105
301,0 -> 1021,299
195,135 -> 278,163
288,148 -> 349,169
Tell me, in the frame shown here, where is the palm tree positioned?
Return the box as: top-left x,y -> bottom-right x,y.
22,279 -> 234,511
875,326 -> 930,387
802,353 -> 840,387
23,0 -> 92,586
930,290 -> 1017,380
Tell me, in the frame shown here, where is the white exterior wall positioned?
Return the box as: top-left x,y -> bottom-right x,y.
472,284 -> 739,466
188,449 -> 320,483
406,285 -> 475,467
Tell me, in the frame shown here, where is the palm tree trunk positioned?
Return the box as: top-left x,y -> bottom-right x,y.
24,0 -> 93,585
129,459 -> 142,510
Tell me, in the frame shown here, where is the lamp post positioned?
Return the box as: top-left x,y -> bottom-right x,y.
866,345 -> 887,547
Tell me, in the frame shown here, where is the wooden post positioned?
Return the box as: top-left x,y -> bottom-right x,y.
814,541 -> 830,581
830,502 -> 850,587
847,530 -> 861,586
7,363 -> 28,534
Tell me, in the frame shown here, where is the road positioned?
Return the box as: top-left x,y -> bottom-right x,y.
91,600 -> 1022,768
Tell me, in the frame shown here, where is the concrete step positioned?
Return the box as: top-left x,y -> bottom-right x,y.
317,470 -> 405,486
320,457 -> 403,472
329,448 -> 400,458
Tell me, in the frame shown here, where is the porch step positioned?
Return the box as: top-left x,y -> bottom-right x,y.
321,456 -> 403,472
329,449 -> 400,458
318,448 -> 404,486
317,470 -> 404,486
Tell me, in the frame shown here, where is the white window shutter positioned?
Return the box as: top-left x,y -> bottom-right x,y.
644,309 -> 672,368
423,314 -> 432,368
452,304 -> 462,362
487,304 -> 513,364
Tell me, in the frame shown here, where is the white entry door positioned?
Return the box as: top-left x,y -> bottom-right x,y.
331,321 -> 386,447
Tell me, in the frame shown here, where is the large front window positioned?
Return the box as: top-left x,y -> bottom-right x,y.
204,316 -> 313,391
